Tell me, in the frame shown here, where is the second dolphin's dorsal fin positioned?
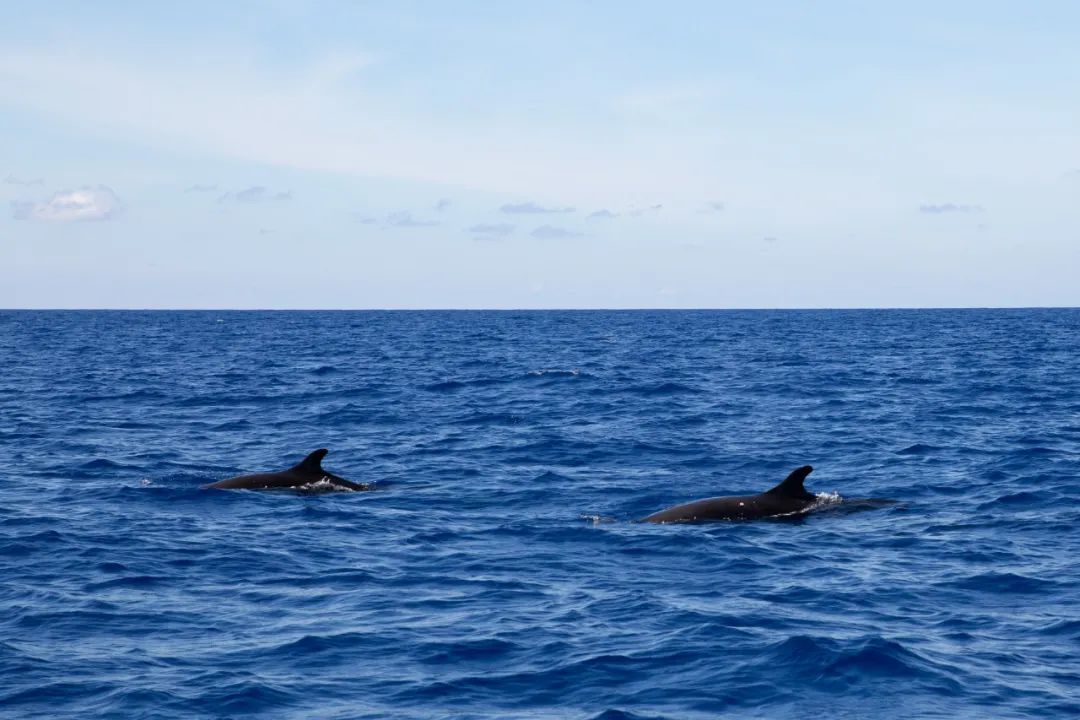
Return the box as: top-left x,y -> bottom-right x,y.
293,448 -> 329,474
764,465 -> 815,499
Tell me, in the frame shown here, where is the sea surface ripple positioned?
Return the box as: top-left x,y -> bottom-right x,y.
1,309 -> 1078,719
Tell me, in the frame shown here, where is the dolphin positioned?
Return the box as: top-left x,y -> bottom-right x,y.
202,449 -> 371,491
641,465 -> 819,523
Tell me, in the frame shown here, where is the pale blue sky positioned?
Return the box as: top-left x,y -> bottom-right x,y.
2,1 -> 1078,308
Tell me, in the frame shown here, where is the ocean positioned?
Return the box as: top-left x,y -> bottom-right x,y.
1,309 -> 1077,719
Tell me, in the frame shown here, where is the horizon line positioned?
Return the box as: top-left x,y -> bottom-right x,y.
2,306 -> 1078,312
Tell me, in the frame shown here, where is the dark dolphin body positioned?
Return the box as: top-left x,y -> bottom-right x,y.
202,449 -> 371,491
641,465 -> 819,523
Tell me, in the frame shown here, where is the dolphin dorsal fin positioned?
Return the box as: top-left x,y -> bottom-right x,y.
764,465 -> 814,498
294,449 -> 328,473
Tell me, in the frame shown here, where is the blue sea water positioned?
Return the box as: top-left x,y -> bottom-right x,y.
1,309 -> 1078,719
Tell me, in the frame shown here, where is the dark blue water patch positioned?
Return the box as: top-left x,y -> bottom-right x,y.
896,443 -> 947,455
976,490 -> 1060,509
71,389 -> 171,404
2,308 -> 1080,719
450,411 -> 528,426
1009,446 -> 1068,457
421,376 -> 506,393
939,572 -> 1063,594
76,458 -> 136,471
589,710 -> 672,720
752,634 -> 965,691
622,381 -> 700,397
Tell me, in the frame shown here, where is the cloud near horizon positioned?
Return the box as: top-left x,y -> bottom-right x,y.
218,186 -> 292,203
587,209 -> 618,220
12,185 -> 120,222
4,174 -> 44,186
919,203 -> 983,214
627,203 -> 663,216
468,223 -> 515,238
531,225 -> 582,239
184,183 -> 218,193
500,201 -> 575,214
387,210 -> 439,227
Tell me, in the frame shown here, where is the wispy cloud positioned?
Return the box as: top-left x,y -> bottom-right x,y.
12,185 -> 120,222
435,198 -> 452,212
0,47 -> 713,203
587,209 -> 618,220
621,85 -> 712,114
4,174 -> 44,186
184,183 -> 218,193
627,203 -> 663,216
219,186 -> 292,203
467,223 -> 515,239
919,203 -> 983,214
387,211 -> 439,227
500,201 -> 575,214
699,201 -> 725,213
531,225 -> 581,239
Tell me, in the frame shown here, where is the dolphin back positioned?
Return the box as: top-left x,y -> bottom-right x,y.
202,448 -> 372,491
641,465 -> 817,523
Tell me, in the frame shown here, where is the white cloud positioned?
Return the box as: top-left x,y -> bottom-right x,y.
219,186 -> 291,203
387,211 -> 438,227
0,47 -> 700,203
620,85 -> 712,113
501,201 -> 575,214
4,174 -> 44,186
12,185 -> 120,222
919,203 -> 983,214
627,203 -> 663,217
467,223 -> 515,238
587,209 -> 618,220
531,225 -> 581,239
0,42 -> 1068,238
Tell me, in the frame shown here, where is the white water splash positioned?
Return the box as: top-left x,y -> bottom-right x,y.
810,491 -> 844,510
298,477 -> 361,493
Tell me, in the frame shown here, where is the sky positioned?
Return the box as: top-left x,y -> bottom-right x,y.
2,1 -> 1078,309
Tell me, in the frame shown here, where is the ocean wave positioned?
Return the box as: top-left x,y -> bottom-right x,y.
940,572 -> 1060,594
526,368 -> 583,378
753,635 -> 963,690
896,443 -> 944,455
623,381 -> 699,396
